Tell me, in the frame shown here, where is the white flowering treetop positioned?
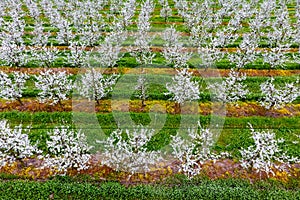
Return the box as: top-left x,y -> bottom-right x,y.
228,33 -> 258,69
43,126 -> 93,174
108,0 -> 123,18
262,3 -> 293,70
31,44 -> 60,68
260,78 -> 300,110
159,0 -> 172,22
171,121 -> 228,178
77,68 -> 119,105
208,68 -> 249,104
165,68 -> 200,105
34,69 -> 74,106
262,47 -> 288,70
118,0 -> 136,29
0,39 -> 28,68
99,127 -> 162,174
77,22 -> 102,47
31,21 -> 51,46
174,0 -> 189,21
162,26 -> 191,68
29,20 -> 59,67
56,18 -> 75,45
240,124 -> 299,177
24,0 -> 40,20
67,41 -> 89,68
0,71 -> 29,104
135,75 -> 148,107
130,0 -> 155,66
94,31 -> 125,71
249,1 -> 273,37
0,120 -> 41,167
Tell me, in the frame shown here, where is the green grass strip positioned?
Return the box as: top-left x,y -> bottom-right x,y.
0,178 -> 298,200
0,111 -> 299,157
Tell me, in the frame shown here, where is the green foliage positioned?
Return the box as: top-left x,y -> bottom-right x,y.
0,178 -> 298,199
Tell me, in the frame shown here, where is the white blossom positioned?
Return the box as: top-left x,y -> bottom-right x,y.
94,31 -> 125,70
108,0 -> 123,16
137,0 -> 154,33
165,68 -> 200,104
31,21 -> 51,46
174,0 -> 189,19
159,0 -> 172,22
261,2 -> 292,69
211,28 -> 239,48
77,68 -> 119,105
228,33 -> 258,69
0,71 -> 29,104
0,39 -> 29,67
135,75 -> 148,107
98,126 -> 162,174
260,78 -> 300,110
198,47 -> 224,69
0,120 -> 41,167
34,69 -> 74,105
119,0 -> 136,29
162,27 -> 191,68
262,46 -> 289,69
44,126 -> 92,174
130,0 -> 155,66
31,44 -> 60,68
0,10 -> 27,68
131,32 -> 155,65
56,18 -> 75,45
67,41 -> 89,68
240,124 -> 299,177
77,22 -> 102,46
24,0 -> 41,20
171,121 -> 228,178
208,68 -> 249,104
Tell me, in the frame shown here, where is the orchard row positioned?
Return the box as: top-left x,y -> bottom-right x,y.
1,68 -> 299,110
0,119 -> 298,178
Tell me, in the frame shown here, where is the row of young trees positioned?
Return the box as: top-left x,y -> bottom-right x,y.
0,68 -> 299,110
0,0 -> 300,70
0,119 -> 298,178
0,120 -> 91,174
0,69 -> 119,106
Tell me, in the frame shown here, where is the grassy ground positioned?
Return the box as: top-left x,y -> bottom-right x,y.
0,175 -> 299,199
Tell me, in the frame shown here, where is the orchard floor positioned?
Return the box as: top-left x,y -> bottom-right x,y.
1,153 -> 299,186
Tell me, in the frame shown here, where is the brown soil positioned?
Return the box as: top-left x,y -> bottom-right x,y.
1,155 -> 299,185
1,67 -> 300,77
1,99 -> 300,118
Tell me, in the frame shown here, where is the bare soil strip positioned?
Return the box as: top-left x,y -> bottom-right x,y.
1,99 -> 299,117
1,67 -> 300,77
